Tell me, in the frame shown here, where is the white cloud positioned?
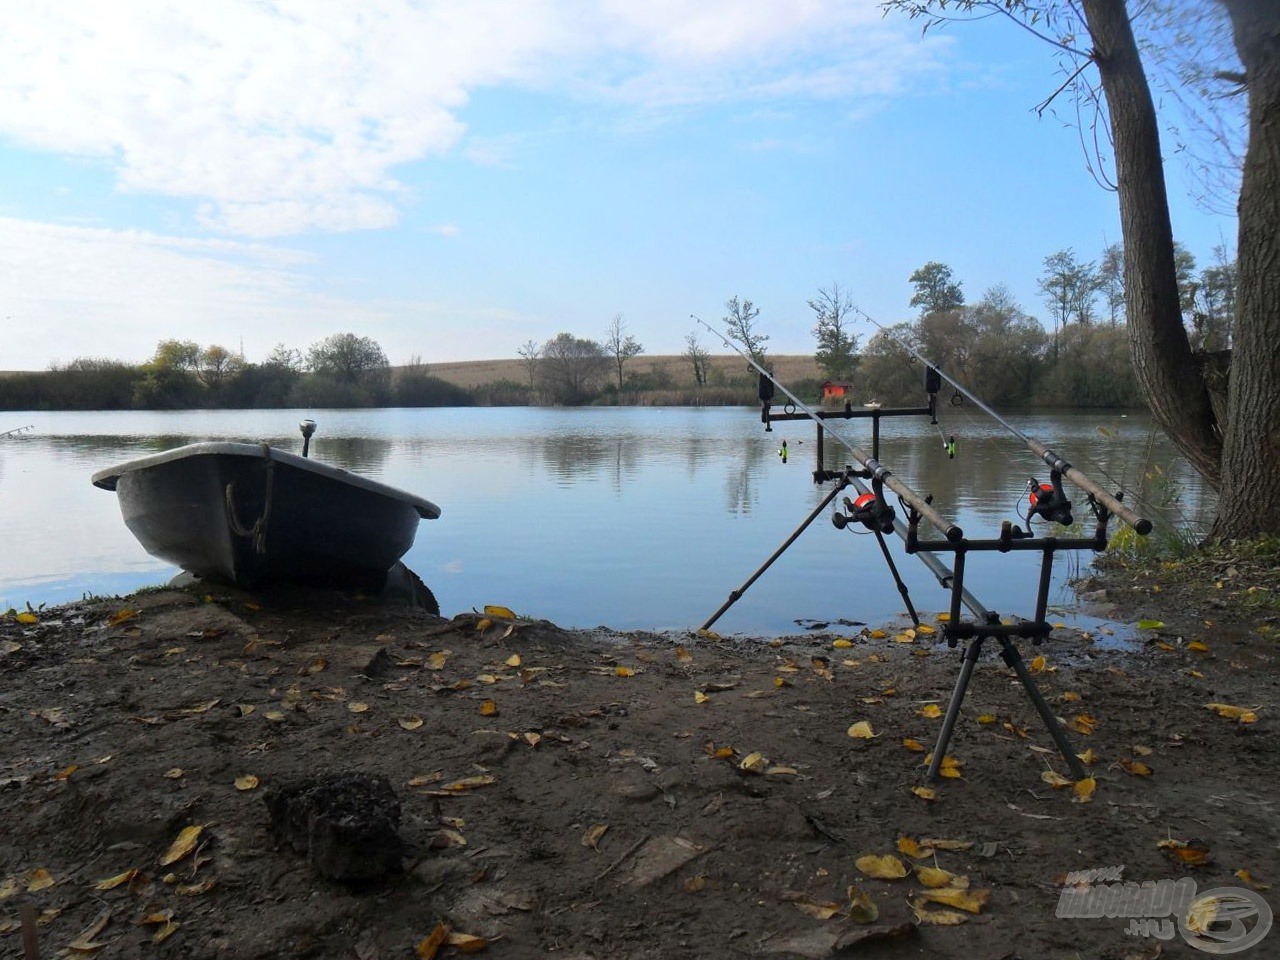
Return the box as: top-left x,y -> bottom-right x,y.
0,216 -> 536,371
0,1 -> 947,237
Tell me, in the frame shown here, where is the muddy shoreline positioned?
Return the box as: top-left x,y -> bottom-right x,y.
2,563 -> 1277,959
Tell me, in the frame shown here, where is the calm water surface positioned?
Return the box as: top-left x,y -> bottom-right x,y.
0,406 -> 1209,635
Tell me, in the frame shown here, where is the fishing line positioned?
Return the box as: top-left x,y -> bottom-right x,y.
854,307 -> 1152,535
691,315 -> 961,542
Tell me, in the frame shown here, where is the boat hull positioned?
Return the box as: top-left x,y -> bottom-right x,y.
93,442 -> 440,591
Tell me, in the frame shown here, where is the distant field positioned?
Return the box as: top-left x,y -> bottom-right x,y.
424,354 -> 822,389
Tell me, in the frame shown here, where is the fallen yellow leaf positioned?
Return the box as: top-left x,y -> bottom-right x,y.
902,737 -> 926,752
918,886 -> 990,913
94,868 -> 139,891
846,884 -> 879,923
159,826 -> 203,866
615,666 -> 636,678
347,702 -> 370,714
1205,703 -> 1259,723
916,866 -> 958,888
484,605 -> 516,619
415,921 -> 450,959
1068,714 -> 1098,735
443,776 -> 496,792
446,931 -> 490,953
739,752 -> 769,774
1234,868 -> 1270,891
854,854 -> 908,879
234,774 -> 259,791
479,700 -> 498,717
25,868 -> 55,892
896,836 -> 933,858
582,824 -> 608,851
910,899 -> 968,925
911,786 -> 938,801
1072,777 -> 1097,803
1119,758 -> 1153,776
917,704 -> 943,719
846,720 -> 877,740
1041,770 -> 1073,789
832,638 -> 854,649
399,716 -> 425,730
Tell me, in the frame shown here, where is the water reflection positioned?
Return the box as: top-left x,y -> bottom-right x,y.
312,437 -> 394,475
723,436 -> 771,516
0,407 -> 1211,634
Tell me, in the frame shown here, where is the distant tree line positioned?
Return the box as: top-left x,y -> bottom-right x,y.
2,242 -> 1233,413
0,333 -> 470,411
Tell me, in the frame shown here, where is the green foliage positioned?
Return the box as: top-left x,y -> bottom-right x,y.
539,332 -> 609,405
909,261 -> 964,315
723,296 -> 768,366
306,333 -> 390,389
393,370 -> 473,407
809,283 -> 859,381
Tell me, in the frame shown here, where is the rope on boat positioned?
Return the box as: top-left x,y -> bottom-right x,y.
225,444 -> 276,555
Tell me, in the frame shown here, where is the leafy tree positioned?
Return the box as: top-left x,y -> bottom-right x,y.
965,285 -> 1049,405
307,333 -> 389,387
538,333 -> 608,404
908,261 -> 964,315
1173,242 -> 1199,329
197,345 -> 244,391
885,0 -> 1280,539
134,339 -> 201,408
1192,247 -> 1237,351
1098,242 -> 1126,325
682,333 -> 710,388
723,296 -> 768,367
858,323 -> 922,405
394,356 -> 472,407
809,283 -> 860,381
603,314 -> 644,393
1038,248 -> 1100,360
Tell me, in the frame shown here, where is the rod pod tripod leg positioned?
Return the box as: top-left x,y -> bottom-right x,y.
926,631 -> 1087,782
700,480 -> 848,632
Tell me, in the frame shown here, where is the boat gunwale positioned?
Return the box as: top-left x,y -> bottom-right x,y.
90,441 -> 441,520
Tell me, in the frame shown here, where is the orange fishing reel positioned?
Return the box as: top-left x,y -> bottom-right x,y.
833,487 -> 895,534
1026,471 -> 1073,526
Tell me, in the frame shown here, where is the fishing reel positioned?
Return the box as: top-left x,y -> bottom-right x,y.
1026,470 -> 1073,526
833,482 -> 895,534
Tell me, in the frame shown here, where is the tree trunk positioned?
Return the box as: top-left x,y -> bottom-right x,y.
1213,0 -> 1280,538
1081,0 -> 1224,490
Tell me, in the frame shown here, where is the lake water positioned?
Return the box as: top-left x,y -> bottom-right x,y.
0,406 -> 1210,636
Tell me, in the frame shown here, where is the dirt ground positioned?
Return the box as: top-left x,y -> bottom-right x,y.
1,545 -> 1277,960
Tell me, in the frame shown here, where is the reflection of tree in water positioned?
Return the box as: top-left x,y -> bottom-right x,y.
724,437 -> 769,516
537,433 -> 642,489
314,437 -> 393,475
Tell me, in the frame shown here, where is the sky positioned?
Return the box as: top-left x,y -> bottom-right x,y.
0,1 -> 1241,372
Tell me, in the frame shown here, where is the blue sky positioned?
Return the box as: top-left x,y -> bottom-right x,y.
0,1 -> 1238,372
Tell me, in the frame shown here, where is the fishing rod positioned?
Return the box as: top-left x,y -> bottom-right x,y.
854,307 -> 1152,536
693,313 -> 1110,781
692,315 -> 962,543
